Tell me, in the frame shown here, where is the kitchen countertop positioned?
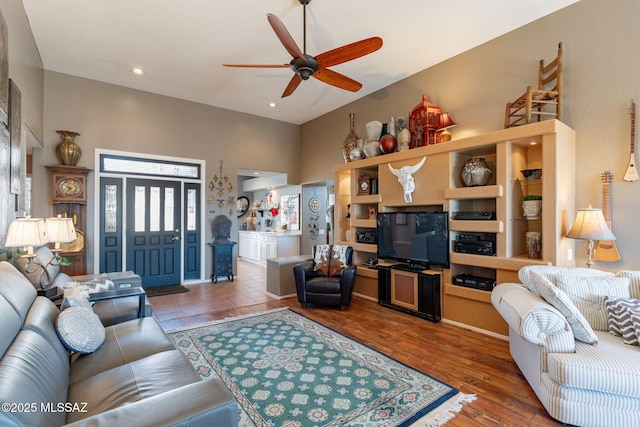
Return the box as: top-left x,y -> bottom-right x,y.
238,230 -> 302,236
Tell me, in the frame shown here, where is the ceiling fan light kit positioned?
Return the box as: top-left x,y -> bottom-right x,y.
223,0 -> 382,98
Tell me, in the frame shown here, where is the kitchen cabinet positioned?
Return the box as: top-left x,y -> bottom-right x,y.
238,231 -> 300,265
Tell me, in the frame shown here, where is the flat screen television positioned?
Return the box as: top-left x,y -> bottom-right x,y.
376,211 -> 449,268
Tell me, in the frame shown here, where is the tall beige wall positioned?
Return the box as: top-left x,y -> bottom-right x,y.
0,0 -> 43,142
33,71 -> 300,273
300,0 -> 640,271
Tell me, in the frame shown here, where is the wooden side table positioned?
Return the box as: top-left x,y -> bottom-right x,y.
208,242 -> 236,283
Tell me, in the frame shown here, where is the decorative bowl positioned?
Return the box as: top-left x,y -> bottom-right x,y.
521,169 -> 542,180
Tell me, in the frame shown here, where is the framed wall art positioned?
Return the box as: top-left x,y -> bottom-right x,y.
280,193 -> 300,231
0,10 -> 8,126
0,126 -> 10,246
9,79 -> 21,194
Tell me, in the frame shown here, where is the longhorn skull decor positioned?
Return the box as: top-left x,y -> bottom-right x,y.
388,157 -> 427,203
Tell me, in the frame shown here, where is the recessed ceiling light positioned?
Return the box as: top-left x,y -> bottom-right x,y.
132,68 -> 145,75
268,102 -> 277,108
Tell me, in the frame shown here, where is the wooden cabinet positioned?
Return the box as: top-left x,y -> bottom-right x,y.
209,242 -> 236,283
46,165 -> 92,276
333,120 -> 575,335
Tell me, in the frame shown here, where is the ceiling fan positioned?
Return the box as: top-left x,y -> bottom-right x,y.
223,0 -> 383,98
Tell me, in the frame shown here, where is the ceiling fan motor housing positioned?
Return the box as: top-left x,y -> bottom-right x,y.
291,55 -> 318,80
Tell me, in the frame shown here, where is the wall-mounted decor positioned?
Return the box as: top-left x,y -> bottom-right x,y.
9,79 -> 21,194
0,9 -> 8,126
280,193 -> 300,231
208,160 -> 234,216
308,197 -> 320,212
237,196 -> 249,218
387,156 -> 426,203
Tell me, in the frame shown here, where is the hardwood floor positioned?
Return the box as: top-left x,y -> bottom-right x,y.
151,259 -> 562,427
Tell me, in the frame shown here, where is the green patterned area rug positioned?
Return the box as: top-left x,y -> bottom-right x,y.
169,308 -> 475,427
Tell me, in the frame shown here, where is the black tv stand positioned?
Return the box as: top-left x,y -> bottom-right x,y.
391,263 -> 430,273
378,264 -> 441,322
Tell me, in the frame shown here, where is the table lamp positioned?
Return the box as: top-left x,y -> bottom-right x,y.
5,216 -> 49,262
438,112 -> 457,143
46,214 -> 77,258
566,205 -> 615,268
5,216 -> 56,295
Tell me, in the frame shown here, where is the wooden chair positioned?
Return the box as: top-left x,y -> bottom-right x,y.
505,42 -> 563,128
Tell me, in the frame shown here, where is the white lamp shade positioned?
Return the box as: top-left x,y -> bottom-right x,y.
45,215 -> 77,243
5,217 -> 49,251
566,206 -> 616,241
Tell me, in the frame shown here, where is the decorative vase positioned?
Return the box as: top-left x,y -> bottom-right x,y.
523,199 -> 542,220
526,231 -> 542,259
363,140 -> 382,158
55,130 -> 82,166
342,113 -> 359,163
379,134 -> 397,154
365,120 -> 383,142
349,147 -> 363,161
461,157 -> 492,187
387,117 -> 397,137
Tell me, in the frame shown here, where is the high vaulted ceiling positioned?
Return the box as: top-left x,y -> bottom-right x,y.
22,0 -> 578,125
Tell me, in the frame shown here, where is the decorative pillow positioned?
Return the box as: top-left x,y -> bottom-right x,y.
554,275 -> 630,331
518,265 -> 613,297
616,271 -> 640,299
61,286 -> 92,310
530,272 -> 598,344
56,307 -> 105,354
604,297 -> 640,345
631,311 -> 640,346
313,245 -> 332,276
329,245 -> 349,276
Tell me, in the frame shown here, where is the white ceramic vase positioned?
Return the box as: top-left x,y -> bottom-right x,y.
363,140 -> 382,158
365,120 -> 383,142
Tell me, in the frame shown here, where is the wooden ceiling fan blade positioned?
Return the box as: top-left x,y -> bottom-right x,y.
315,37 -> 383,67
282,74 -> 303,98
267,13 -> 306,61
223,64 -> 289,68
313,68 -> 362,92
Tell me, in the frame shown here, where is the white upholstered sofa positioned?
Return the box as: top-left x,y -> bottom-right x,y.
492,265 -> 640,427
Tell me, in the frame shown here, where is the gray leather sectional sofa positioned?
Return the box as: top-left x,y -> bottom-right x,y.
0,261 -> 238,426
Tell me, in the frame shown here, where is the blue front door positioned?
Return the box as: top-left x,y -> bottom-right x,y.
126,178 -> 181,287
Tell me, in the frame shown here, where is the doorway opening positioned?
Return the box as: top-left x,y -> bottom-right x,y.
95,150 -> 205,286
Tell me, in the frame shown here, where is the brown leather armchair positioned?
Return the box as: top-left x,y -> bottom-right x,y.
293,245 -> 357,310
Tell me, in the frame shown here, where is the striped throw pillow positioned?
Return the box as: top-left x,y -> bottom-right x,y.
616,270 -> 640,299
604,297 -> 640,346
531,272 -> 599,344
553,275 -> 630,331
518,265 -> 614,297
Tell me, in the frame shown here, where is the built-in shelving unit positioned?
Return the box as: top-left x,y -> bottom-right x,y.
332,120 -> 575,335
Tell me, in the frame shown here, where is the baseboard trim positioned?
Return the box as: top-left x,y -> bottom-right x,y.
441,318 -> 509,341
353,292 -> 378,302
266,291 -> 297,300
